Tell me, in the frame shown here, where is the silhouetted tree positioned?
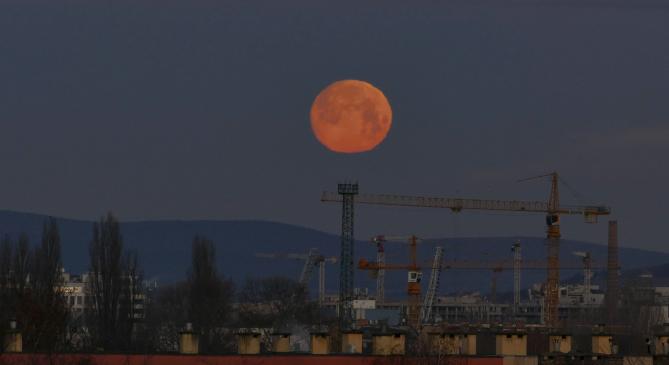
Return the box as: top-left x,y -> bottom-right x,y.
187,235 -> 235,353
143,282 -> 189,352
87,212 -> 142,351
237,275 -> 321,347
8,233 -> 33,345
140,235 -> 235,353
0,236 -> 11,282
25,218 -> 69,352
119,250 -> 143,350
0,235 -> 13,331
0,223 -> 72,352
11,233 -> 31,297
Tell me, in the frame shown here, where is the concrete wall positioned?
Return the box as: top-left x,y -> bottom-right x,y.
238,334 -> 261,355
656,336 -> 669,355
272,335 -> 291,353
3,332 -> 22,353
178,332 -> 198,355
548,336 -> 571,354
466,334 -> 478,355
342,333 -> 363,354
429,334 -> 465,355
372,334 -> 405,355
310,334 -> 329,355
593,336 -> 614,355
496,334 -> 528,356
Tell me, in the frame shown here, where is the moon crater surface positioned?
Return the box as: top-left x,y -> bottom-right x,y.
310,80 -> 392,153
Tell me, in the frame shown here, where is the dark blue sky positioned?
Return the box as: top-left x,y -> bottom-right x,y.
1,0 -> 668,251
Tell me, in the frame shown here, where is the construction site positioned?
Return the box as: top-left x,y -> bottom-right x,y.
237,172 -> 669,364
3,172 -> 669,365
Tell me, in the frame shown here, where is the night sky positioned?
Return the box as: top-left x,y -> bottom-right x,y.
1,1 -> 668,251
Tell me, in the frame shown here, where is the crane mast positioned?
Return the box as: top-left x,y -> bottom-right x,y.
421,246 -> 443,324
337,183 -> 358,329
545,172 -> 561,327
517,172 -> 561,326
512,241 -> 522,316
372,236 -> 386,305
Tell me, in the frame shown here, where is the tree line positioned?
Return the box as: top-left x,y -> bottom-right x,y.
1,213 -> 326,354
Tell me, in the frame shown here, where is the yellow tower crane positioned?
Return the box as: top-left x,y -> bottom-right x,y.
322,172 -> 610,327
358,235 -> 423,330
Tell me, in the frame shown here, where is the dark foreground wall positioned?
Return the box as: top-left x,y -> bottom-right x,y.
0,354 -> 502,365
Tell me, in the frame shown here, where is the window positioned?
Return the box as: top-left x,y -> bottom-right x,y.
76,296 -> 82,305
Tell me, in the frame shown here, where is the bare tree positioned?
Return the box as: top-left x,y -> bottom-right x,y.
0,235 -> 13,332
0,236 -> 10,284
143,282 -> 189,352
237,275 -> 321,348
11,233 -> 31,297
119,250 -> 143,350
25,218 -> 69,352
87,212 -> 142,351
187,235 -> 235,353
8,233 -> 33,348
0,223 -> 68,353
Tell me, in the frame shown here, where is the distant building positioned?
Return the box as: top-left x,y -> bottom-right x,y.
60,270 -> 148,321
322,283 -> 623,326
60,271 -> 88,318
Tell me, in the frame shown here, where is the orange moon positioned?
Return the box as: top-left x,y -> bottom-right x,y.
310,80 -> 392,153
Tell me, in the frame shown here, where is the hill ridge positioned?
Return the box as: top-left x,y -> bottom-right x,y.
0,210 -> 667,296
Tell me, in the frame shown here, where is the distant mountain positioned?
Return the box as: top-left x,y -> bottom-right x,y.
618,263 -> 669,287
1,210 -> 668,298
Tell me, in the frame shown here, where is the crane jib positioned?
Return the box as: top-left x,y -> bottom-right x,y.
321,192 -> 611,216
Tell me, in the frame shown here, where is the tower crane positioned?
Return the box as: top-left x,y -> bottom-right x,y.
322,172 -> 610,326
421,246 -> 444,324
518,172 -> 560,326
372,235 -> 386,304
255,248 -> 337,305
512,241 -> 522,315
358,235 -> 423,329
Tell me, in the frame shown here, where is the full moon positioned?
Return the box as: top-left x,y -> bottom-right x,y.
310,80 -> 392,153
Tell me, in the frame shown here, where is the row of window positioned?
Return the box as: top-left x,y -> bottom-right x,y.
68,295 -> 84,306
